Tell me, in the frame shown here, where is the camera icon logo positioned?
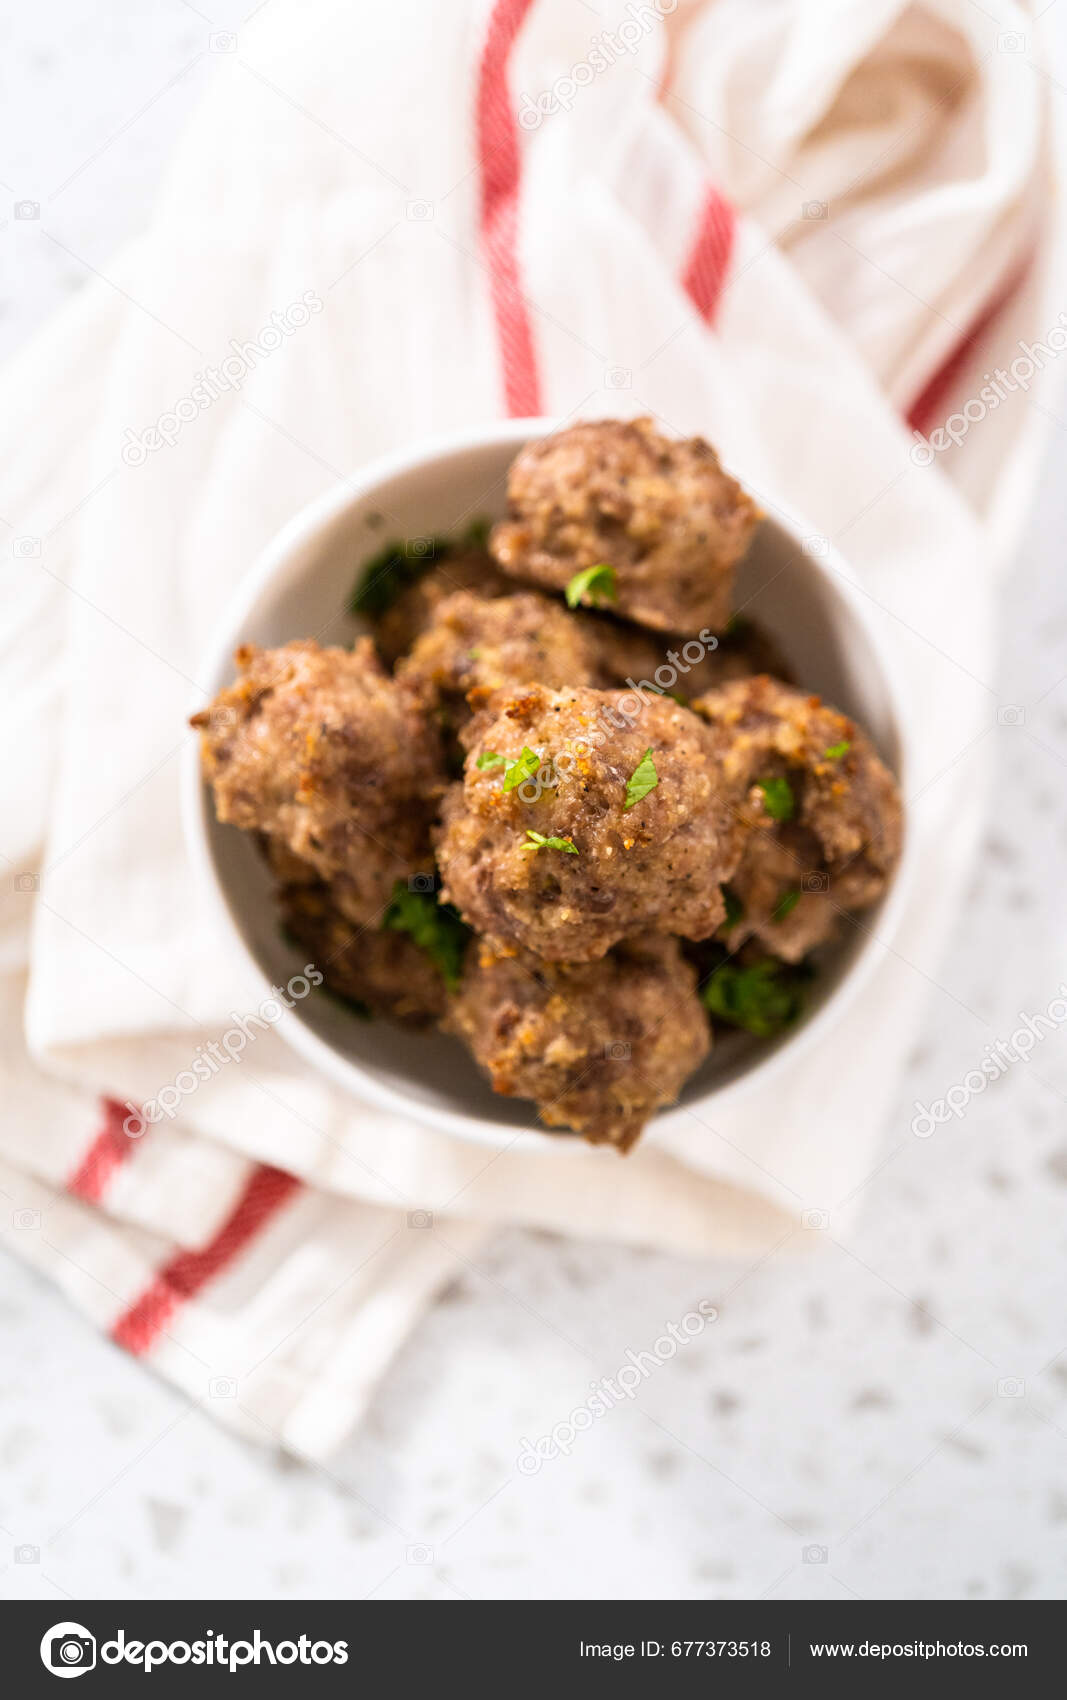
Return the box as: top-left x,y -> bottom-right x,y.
802,1208 -> 829,1231
802,1544 -> 828,1564
997,1376 -> 1025,1398
802,200 -> 827,220
604,1040 -> 631,1060
406,200 -> 434,221
208,1376 -> 238,1399
15,1543 -> 40,1563
407,1209 -> 434,1229
997,705 -> 1025,727
408,872 -> 435,893
15,872 -> 40,894
997,31 -> 1026,53
802,533 -> 829,557
13,1208 -> 41,1229
406,1544 -> 433,1564
802,871 -> 829,893
13,536 -> 41,558
14,200 -> 40,220
604,365 -> 631,389
40,1622 -> 96,1678
209,30 -> 237,52
405,536 -> 435,559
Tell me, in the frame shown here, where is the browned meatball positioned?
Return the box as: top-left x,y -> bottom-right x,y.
397,590 -> 599,724
436,683 -> 746,961
694,675 -> 902,962
581,611 -> 794,698
278,880 -> 447,1025
192,639 -> 445,926
490,418 -> 760,633
445,934 -> 709,1150
373,546 -> 511,665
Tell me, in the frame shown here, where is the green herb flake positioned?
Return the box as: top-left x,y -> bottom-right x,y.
824,740 -> 851,760
524,830 -> 578,854
623,747 -> 659,812
701,957 -> 805,1039
502,746 -> 542,793
476,750 -> 506,771
463,516 -> 492,550
722,888 -> 744,931
772,887 -> 801,923
349,539 -> 431,618
565,562 -> 617,609
757,776 -> 795,822
382,881 -> 470,991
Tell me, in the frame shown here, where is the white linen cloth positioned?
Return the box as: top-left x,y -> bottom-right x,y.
1,0 -> 1062,1460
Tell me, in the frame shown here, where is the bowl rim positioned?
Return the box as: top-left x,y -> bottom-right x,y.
181,416 -> 916,1155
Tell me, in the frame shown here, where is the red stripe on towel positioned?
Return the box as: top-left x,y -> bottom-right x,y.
907,260 -> 1032,435
67,1096 -> 141,1203
681,186 -> 736,324
475,0 -> 543,416
111,1163 -> 301,1355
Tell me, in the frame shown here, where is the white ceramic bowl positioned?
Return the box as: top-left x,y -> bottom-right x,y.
183,418 -> 912,1151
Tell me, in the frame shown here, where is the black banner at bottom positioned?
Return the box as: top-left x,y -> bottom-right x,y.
3,1600 -> 1054,1693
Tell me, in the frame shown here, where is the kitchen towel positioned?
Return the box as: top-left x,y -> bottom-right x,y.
1,0 -> 1062,1459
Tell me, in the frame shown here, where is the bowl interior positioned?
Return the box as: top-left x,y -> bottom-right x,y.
191,425 -> 904,1147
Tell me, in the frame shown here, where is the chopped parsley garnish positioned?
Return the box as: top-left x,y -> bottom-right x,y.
824,740 -> 851,759
503,746 -> 542,792
623,747 -> 659,811
772,887 -> 801,923
476,750 -> 506,771
757,776 -> 795,821
722,888 -> 744,931
349,516 -> 492,618
565,562 -> 617,609
524,830 -> 578,854
701,956 -> 806,1039
383,881 -> 470,990
349,539 -> 436,618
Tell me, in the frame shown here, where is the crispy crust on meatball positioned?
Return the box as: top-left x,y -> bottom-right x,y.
693,675 -> 902,962
490,418 -> 760,633
436,683 -> 746,961
581,612 -> 794,698
397,590 -> 599,724
445,934 -> 709,1150
373,546 -> 511,665
192,639 -> 445,926
278,879 -> 447,1026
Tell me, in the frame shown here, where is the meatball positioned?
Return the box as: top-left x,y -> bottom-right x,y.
581,611 -> 794,699
436,683 -> 746,961
278,880 -> 447,1025
694,675 -> 902,961
397,590 -> 598,724
192,638 -> 445,925
445,934 -> 709,1150
373,545 -> 511,665
490,418 -> 760,633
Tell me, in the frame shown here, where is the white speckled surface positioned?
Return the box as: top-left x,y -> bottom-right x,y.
3,3 -> 1067,1603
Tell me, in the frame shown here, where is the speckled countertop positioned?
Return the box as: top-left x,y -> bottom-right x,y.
2,2 -> 1066,1603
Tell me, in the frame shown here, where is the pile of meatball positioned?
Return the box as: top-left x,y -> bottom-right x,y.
194,419 -> 902,1152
